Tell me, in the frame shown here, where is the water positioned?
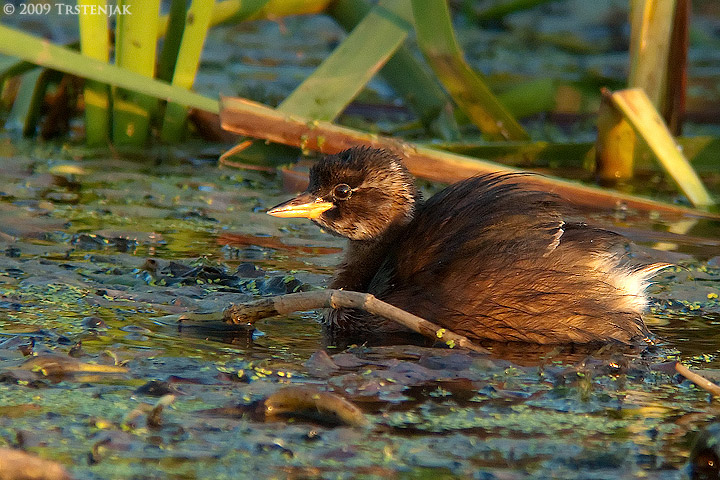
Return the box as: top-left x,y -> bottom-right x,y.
0,142 -> 718,479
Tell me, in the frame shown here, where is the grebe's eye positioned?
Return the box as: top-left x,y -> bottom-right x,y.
332,183 -> 352,200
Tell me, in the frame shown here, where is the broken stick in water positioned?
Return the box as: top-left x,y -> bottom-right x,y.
223,289 -> 489,354
675,362 -> 720,397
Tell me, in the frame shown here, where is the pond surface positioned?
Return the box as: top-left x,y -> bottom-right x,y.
0,141 -> 719,479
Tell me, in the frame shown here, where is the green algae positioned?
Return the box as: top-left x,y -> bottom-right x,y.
0,142 -> 718,480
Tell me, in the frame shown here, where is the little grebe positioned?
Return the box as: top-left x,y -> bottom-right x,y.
268,147 -> 665,344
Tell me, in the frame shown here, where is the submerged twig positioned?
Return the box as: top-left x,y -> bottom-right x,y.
675,362 -> 720,397
223,290 -> 489,354
263,386 -> 368,427
147,394 -> 176,429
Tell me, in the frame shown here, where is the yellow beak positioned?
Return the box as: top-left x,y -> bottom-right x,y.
267,193 -> 334,219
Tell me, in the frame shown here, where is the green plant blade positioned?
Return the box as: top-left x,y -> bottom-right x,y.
421,136 -> 720,172
113,0 -> 161,145
329,0 -> 459,140
595,87 -> 636,182
0,54 -> 19,73
78,0 -> 110,146
157,0 -> 188,83
0,24 -> 218,114
0,55 -> 41,84
628,0 -> 676,109
223,0 -> 412,164
160,0 -> 215,142
278,0 -> 410,121
602,0 -> 681,179
5,69 -> 46,136
411,0 -> 528,141
610,88 -> 714,207
424,140 -> 594,169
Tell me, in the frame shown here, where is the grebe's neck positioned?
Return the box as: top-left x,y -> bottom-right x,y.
328,223 -> 405,291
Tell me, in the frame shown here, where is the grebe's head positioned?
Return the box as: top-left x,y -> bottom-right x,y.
268,147 -> 418,240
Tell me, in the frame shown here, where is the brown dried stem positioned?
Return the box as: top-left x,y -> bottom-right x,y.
220,95 -> 719,219
223,290 -> 489,354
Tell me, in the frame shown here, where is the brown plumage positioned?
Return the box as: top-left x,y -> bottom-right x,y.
268,147 -> 666,344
